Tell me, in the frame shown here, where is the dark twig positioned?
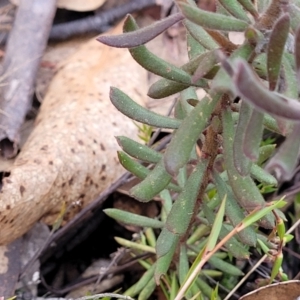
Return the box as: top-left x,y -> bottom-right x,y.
0,0 -> 56,158
41,252 -> 153,295
94,248 -> 127,289
49,0 -> 157,41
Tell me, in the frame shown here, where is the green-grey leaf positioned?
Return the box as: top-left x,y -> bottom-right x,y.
282,54 -> 298,99
130,159 -> 172,202
165,158 -> 208,235
134,264 -> 156,295
212,43 -> 254,94
155,237 -> 178,284
98,13 -> 184,48
237,0 -> 258,18
250,164 -> 278,186
257,144 -> 276,165
243,110 -> 264,161
295,26 -> 300,86
267,13 -> 290,91
203,203 -> 250,258
192,50 -> 218,83
179,87 -> 198,116
209,256 -> 244,276
118,151 -> 149,179
124,15 -> 194,85
288,4 -> 300,32
178,1 -> 249,32
116,136 -> 161,163
138,277 -> 156,300
147,52 -> 210,99
252,53 -> 267,79
265,122 -> 300,181
214,171 -> 257,246
118,151 -> 181,193
156,227 -> 179,259
110,87 -> 181,128
233,101 -> 252,176
104,208 -> 164,229
263,114 -> 281,134
231,59 -> 300,120
185,20 -> 219,50
187,29 -> 206,59
174,98 -> 187,120
164,93 -> 220,175
179,245 -> 190,285
197,277 -> 220,300
218,0 -> 250,22
222,108 -> 275,228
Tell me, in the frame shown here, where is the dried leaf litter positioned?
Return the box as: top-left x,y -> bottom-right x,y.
0,20 -> 148,245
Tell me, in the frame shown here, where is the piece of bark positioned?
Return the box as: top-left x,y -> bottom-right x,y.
0,19 -> 148,245
0,0 -> 56,158
16,223 -> 50,297
0,238 -> 22,298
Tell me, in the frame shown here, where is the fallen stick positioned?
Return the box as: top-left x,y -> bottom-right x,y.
49,0 -> 156,40
0,0 -> 56,158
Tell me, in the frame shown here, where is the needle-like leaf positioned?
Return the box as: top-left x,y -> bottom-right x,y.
257,144 -> 276,165
233,101 -> 252,175
148,52 -> 210,99
110,87 -> 181,128
133,264 -> 156,295
104,208 -> 164,229
265,122 -> 300,181
185,20 -> 219,50
237,0 -> 258,18
156,227 -> 179,259
164,93 -> 220,175
116,136 -> 161,163
218,0 -> 250,22
165,158 -> 208,235
118,151 -> 181,192
231,59 -> 300,120
222,108 -> 275,228
178,1 -> 248,31
123,15 -> 194,85
97,13 -> 184,48
243,110 -> 264,161
130,159 -> 173,202
267,14 -> 290,91
214,171 -> 257,246
295,26 -> 300,87
250,164 -> 278,186
155,235 -> 179,284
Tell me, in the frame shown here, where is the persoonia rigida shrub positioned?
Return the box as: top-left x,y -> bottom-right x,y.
98,1 -> 300,299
